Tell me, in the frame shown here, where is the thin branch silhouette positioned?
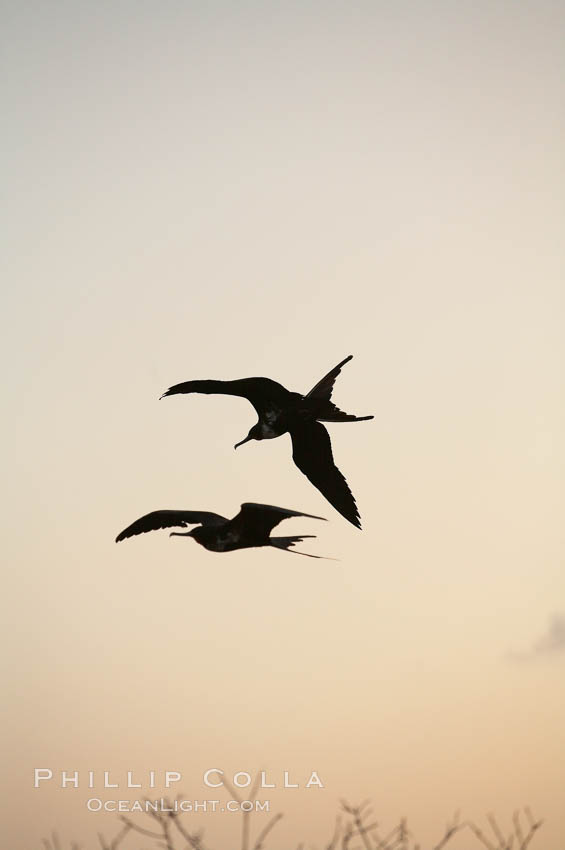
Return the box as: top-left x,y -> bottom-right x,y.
41,798 -> 544,850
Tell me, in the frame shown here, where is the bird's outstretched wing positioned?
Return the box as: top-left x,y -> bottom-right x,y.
160,378 -> 292,418
290,421 -> 362,529
305,354 -> 353,400
304,355 -> 374,422
231,502 -> 325,538
115,510 -> 227,542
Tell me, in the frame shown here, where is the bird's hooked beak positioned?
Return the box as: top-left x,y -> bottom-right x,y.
234,434 -> 252,450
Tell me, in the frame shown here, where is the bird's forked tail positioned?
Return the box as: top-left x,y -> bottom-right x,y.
315,402 -> 374,423
270,535 -> 330,559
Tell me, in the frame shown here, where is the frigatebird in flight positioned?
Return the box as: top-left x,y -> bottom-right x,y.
115,502 -> 325,558
161,355 -> 373,528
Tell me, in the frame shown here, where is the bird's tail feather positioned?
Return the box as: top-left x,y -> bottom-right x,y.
270,535 -> 315,550
316,401 -> 374,423
270,535 -> 335,560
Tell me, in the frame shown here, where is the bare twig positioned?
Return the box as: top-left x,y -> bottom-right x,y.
243,773 -> 263,850
325,815 -> 342,850
41,800 -> 545,850
512,812 -> 524,848
340,799 -> 375,850
467,820 -> 497,850
169,814 -> 208,850
488,812 -> 506,847
521,808 -> 543,850
433,811 -> 464,850
251,813 -> 284,850
118,817 -> 164,841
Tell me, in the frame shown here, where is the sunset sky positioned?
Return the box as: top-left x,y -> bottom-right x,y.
2,1 -> 564,848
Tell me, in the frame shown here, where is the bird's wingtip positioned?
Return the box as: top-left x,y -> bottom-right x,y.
303,512 -> 327,522
348,511 -> 362,530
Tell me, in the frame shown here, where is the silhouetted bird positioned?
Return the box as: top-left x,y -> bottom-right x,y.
115,502 -> 326,558
161,355 -> 373,528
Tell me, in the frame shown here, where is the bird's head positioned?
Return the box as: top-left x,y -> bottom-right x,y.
234,423 -> 262,449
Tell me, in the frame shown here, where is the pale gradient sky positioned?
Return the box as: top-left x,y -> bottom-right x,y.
2,1 -> 564,848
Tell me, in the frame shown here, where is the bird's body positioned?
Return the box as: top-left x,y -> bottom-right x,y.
115,502 -> 325,558
161,355 -> 373,528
